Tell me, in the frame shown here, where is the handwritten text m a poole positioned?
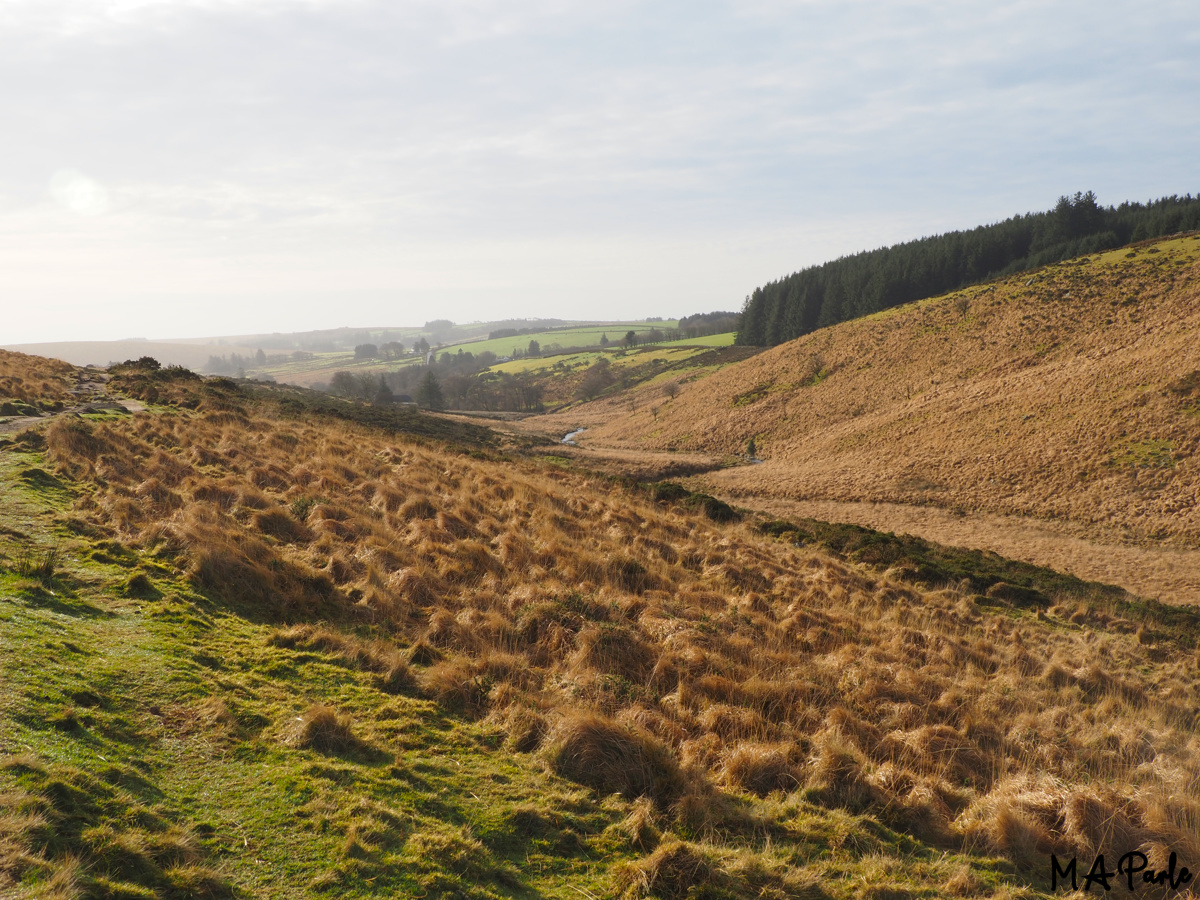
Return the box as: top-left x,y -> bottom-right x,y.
1052,852 -> 1193,893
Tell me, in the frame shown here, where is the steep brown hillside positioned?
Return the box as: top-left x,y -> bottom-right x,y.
554,235 -> 1200,549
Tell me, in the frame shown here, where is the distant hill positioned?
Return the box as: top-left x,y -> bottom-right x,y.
0,339 -> 264,371
738,191 -> 1200,346
1,318 -> 697,381
560,234 -> 1200,549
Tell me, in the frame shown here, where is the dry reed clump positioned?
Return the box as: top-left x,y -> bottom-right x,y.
721,744 -> 801,797
418,657 -> 492,716
959,773 -> 1200,867
44,417 -> 117,475
803,727 -> 880,814
252,508 -> 311,543
545,713 -> 685,809
285,704 -> 362,755
607,796 -> 661,852
615,839 -> 715,900
31,363 -> 1200,879
491,704 -> 548,753
571,625 -> 657,683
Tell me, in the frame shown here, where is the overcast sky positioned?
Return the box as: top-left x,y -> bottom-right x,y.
2,0 -> 1198,343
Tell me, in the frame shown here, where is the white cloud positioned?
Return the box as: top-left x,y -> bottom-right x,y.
0,0 -> 1197,342
48,169 -> 111,216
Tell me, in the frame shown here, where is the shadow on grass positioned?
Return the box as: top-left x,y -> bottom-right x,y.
16,580 -> 111,618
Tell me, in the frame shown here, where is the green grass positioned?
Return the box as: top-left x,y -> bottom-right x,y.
245,326 -> 732,388
0,447 -> 641,898
488,343 -> 715,377
1109,438 -> 1176,469
441,322 -> 681,361
675,332 -> 736,348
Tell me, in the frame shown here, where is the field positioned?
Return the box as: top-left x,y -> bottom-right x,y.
489,337 -> 735,377
434,322 -> 683,361
5,354 -> 1200,897
243,322 -> 695,389
534,235 -> 1200,602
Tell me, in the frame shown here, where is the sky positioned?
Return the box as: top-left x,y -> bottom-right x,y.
2,0 -> 1198,343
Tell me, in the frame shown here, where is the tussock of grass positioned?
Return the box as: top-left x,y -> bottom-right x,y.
616,838 -> 714,899
546,713 -> 686,809
721,744 -> 801,798
286,704 -> 364,755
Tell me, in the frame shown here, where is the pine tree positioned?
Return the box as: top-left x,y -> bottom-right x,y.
416,370 -> 444,410
374,376 -> 394,406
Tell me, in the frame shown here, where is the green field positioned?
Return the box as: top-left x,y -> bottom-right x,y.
437,322 -> 681,362
247,325 -> 733,388
487,341 -> 726,377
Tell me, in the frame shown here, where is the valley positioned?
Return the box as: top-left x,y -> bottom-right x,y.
3,234 -> 1200,899
527,235 -> 1200,605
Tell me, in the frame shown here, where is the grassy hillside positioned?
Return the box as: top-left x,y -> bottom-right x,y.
4,355 -> 1200,898
0,351 -> 83,414
0,341 -> 267,372
245,322 -> 691,389
481,340 -> 751,411
552,235 -> 1200,550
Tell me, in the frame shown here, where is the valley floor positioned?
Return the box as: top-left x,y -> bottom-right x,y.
521,431 -> 1200,606
701,489 -> 1200,608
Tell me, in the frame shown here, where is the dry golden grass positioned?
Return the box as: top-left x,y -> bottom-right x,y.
737,494 -> 1200,608
546,235 -> 1200,549
285,704 -> 362,754
0,349 -> 78,409
34,366 -> 1200,886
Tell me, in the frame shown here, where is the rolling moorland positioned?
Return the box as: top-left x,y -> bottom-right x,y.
4,350 -> 1200,898
243,322 -> 693,392
0,321 -> 672,380
539,234 -> 1200,606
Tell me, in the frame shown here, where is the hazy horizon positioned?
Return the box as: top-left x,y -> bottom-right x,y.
4,0 -> 1198,344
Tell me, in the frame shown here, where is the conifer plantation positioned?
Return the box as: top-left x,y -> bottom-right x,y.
737,192 -> 1200,347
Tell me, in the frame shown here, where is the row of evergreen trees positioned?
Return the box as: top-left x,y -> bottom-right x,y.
736,192 -> 1200,347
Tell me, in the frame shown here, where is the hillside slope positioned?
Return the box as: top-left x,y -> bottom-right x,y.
556,236 -> 1200,553
5,356 -> 1200,898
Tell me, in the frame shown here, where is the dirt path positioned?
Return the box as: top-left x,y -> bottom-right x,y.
0,367 -> 138,433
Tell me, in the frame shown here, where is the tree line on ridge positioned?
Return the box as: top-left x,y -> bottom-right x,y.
736,192 -> 1200,347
